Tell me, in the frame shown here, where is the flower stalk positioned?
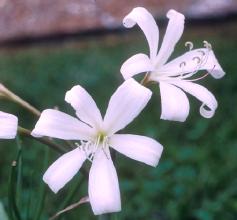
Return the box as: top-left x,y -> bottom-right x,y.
0,83 -> 41,117
17,126 -> 89,177
17,126 -> 66,153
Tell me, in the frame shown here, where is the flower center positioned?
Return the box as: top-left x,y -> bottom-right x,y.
76,132 -> 109,162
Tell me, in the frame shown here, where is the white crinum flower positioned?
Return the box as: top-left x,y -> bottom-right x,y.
121,7 -> 225,122
31,79 -> 163,215
0,111 -> 18,139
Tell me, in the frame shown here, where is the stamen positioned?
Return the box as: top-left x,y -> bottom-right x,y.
188,64 -> 216,82
187,72 -> 209,82
185,41 -> 194,51
179,61 -> 186,68
203,40 -> 212,50
161,43 -> 212,82
180,49 -> 210,79
102,136 -> 110,159
192,56 -> 201,64
77,141 -> 93,161
178,54 -> 208,80
76,134 -> 110,162
197,50 -> 205,56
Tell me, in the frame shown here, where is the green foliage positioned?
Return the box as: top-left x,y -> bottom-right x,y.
0,22 -> 237,220
0,201 -> 9,220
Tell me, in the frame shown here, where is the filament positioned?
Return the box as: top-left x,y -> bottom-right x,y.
76,135 -> 110,162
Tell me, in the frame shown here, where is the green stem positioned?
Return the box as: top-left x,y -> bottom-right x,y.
18,126 -> 66,154
34,147 -> 49,220
17,126 -> 89,177
25,171 -> 34,220
59,177 -> 84,211
0,84 -> 41,117
8,148 -> 22,220
15,136 -> 22,209
49,197 -> 89,220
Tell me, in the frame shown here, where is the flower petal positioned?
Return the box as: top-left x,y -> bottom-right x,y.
43,148 -> 86,193
159,82 -> 190,122
110,134 -> 163,167
159,49 -> 225,79
31,109 -> 94,140
65,85 -> 103,129
155,10 -> 185,67
0,111 -> 18,139
89,149 -> 121,215
103,79 -> 152,135
123,7 -> 159,60
171,80 -> 218,118
120,53 -> 154,80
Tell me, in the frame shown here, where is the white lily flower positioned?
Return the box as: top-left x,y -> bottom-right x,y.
31,79 -> 163,215
0,111 -> 18,139
121,7 -> 225,122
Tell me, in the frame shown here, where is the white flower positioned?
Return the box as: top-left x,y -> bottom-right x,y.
121,7 -> 225,122
0,111 -> 18,139
31,79 -> 163,215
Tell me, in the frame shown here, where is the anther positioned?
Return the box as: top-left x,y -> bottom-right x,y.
185,41 -> 194,51
192,56 -> 201,64
197,50 -> 205,56
203,40 -> 212,50
179,61 -> 186,68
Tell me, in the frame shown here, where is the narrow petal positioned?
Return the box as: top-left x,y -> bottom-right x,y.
110,134 -> 163,167
31,109 -> 94,140
159,82 -> 190,122
65,85 -> 103,129
43,148 -> 86,193
103,79 -> 152,135
120,53 -> 154,80
89,149 -> 121,215
159,49 -> 225,79
0,111 -> 18,139
155,10 -> 185,67
123,7 -> 159,60
171,80 -> 218,118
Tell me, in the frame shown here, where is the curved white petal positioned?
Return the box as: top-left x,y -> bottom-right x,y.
89,149 -> 121,215
43,148 -> 86,193
65,85 -> 103,129
120,53 -> 154,80
159,82 -> 190,122
103,79 -> 152,135
171,80 -> 217,118
155,10 -> 185,67
110,134 -> 163,167
159,49 -> 225,79
0,111 -> 18,139
123,7 -> 159,60
31,109 -> 94,140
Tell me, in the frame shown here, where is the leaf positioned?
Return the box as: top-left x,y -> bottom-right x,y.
0,201 -> 9,220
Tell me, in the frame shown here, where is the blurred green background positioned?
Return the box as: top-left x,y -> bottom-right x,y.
0,20 -> 237,220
